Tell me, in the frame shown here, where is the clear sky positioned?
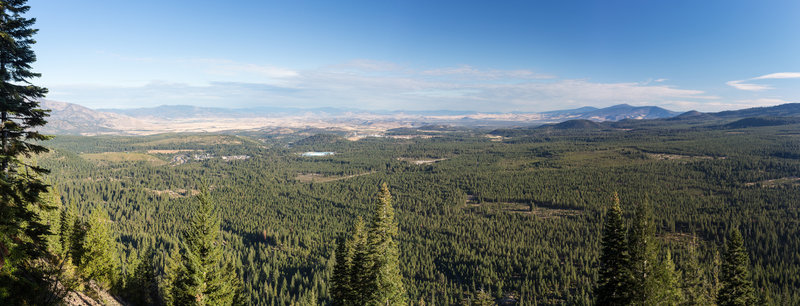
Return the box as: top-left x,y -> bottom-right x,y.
27,0 -> 800,112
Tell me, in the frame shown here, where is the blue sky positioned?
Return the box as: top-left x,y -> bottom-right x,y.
28,0 -> 800,112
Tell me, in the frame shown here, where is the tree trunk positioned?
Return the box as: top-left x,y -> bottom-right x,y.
1,110 -> 7,174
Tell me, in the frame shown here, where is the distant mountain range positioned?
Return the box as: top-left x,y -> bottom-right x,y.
96,103 -> 676,121
97,105 -> 367,119
40,100 -> 146,135
539,104 -> 679,121
35,100 -> 800,135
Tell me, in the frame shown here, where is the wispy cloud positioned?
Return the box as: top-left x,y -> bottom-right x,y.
420,65 -> 555,80
753,72 -> 800,80
199,59 -> 300,79
727,72 -> 800,91
47,58 -> 718,112
726,80 -> 772,91
664,98 -> 794,112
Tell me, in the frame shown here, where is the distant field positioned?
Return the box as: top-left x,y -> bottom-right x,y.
146,149 -> 198,154
294,171 -> 376,182
81,152 -> 166,165
136,135 -> 242,147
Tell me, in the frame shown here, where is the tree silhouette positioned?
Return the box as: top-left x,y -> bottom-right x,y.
717,228 -> 755,306
596,192 -> 630,305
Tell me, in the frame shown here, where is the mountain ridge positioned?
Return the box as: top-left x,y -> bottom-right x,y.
39,100 -> 148,135
38,100 -> 800,135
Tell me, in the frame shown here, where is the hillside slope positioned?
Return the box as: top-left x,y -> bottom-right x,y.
40,100 -> 147,135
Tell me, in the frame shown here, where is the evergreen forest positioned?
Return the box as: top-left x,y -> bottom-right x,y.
12,118 -> 800,304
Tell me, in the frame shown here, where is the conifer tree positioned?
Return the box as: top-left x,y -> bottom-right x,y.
0,2 -> 51,300
57,199 -> 77,260
680,241 -> 708,306
596,192 -> 630,305
40,184 -> 63,254
69,215 -> 88,268
472,288 -> 495,306
717,228 -> 756,306
172,190 -> 243,305
125,247 -> 161,305
364,183 -> 407,305
79,207 -> 118,289
331,233 -> 354,305
0,0 -> 50,272
709,249 -> 721,303
627,200 -> 658,305
162,244 -> 183,306
349,217 -> 369,305
653,249 -> 682,305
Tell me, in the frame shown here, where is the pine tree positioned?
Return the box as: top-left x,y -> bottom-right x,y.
331,234 -> 355,305
0,1 -> 51,300
125,247 -> 161,305
172,189 -> 243,305
57,199 -> 77,260
40,184 -> 63,254
349,217 -> 369,305
680,241 -> 708,306
709,249 -> 721,303
364,183 -> 407,305
472,288 -> 495,306
627,199 -> 658,305
162,244 -> 183,305
79,207 -> 118,290
717,228 -> 756,306
596,192 -> 630,305
653,249 -> 682,305
69,215 -> 88,269
0,0 -> 50,269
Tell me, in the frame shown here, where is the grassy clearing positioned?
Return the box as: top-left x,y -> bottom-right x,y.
745,177 -> 800,188
294,171 -> 376,183
81,152 -> 166,165
464,200 -> 582,219
146,188 -> 200,198
136,135 -> 242,147
146,149 -> 199,154
646,153 -> 718,161
396,157 -> 448,165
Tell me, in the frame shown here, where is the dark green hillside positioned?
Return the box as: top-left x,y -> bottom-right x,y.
723,117 -> 800,129
713,103 -> 800,118
547,119 -> 604,130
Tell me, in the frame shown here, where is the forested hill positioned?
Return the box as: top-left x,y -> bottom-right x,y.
24,115 -> 800,304
490,102 -> 800,137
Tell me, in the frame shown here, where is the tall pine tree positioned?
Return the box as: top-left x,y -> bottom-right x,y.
717,228 -> 755,306
79,207 -> 118,290
161,244 -> 183,306
172,189 -> 243,305
124,247 -> 161,305
331,217 -> 365,305
330,184 -> 406,306
680,239 -> 708,306
627,199 -> 659,305
596,192 -> 630,305
332,236 -> 353,305
653,249 -> 682,305
364,183 -> 407,305
349,217 -> 370,305
0,0 -> 51,301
